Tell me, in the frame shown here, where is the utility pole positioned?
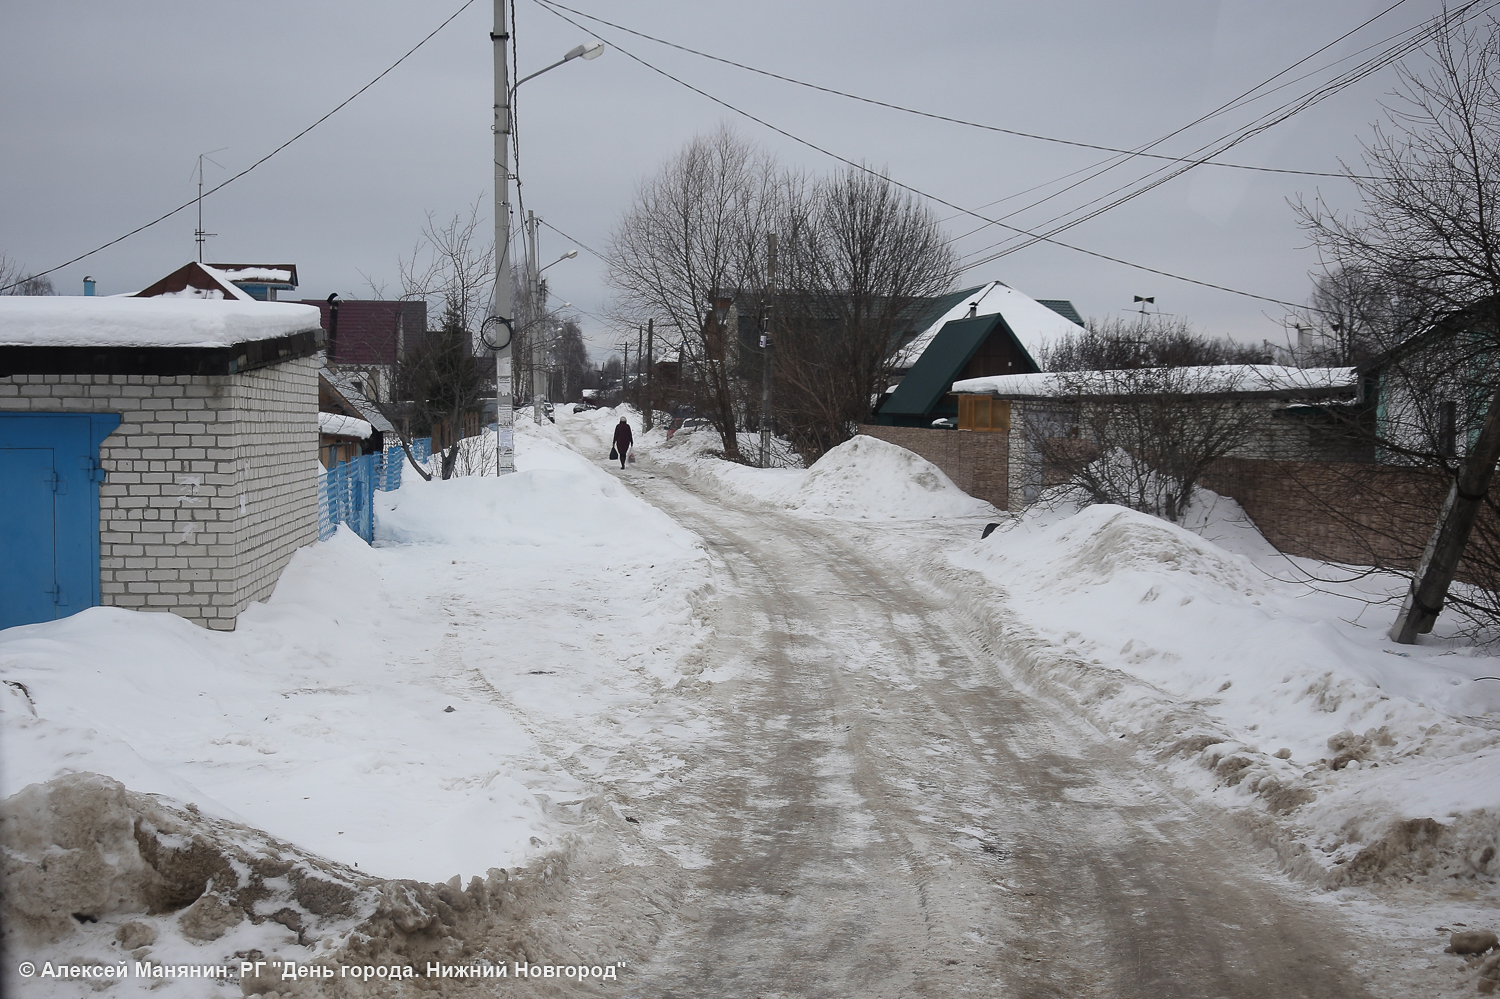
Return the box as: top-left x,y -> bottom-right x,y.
644,318 -> 654,431
760,233 -> 777,468
636,327 -> 644,414
621,341 -> 629,404
528,210 -> 547,425
490,0 -> 515,473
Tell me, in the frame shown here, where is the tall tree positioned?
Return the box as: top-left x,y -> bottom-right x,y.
608,126 -> 778,461
1296,14 -> 1500,642
773,168 -> 958,461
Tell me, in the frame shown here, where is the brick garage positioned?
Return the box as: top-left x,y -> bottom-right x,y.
0,298 -> 324,630
857,424 -> 1011,510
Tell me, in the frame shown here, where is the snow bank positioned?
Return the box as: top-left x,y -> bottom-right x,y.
1,771 -> 619,999
1,424 -> 712,896
646,428 -> 996,521
949,498 -> 1500,885
784,436 -> 997,520
0,297 -> 322,347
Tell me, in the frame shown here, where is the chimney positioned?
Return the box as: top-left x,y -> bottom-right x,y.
967,301 -> 978,318
326,293 -> 340,364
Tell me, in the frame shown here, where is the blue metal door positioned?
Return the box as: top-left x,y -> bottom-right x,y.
0,448 -> 59,627
0,413 -> 121,630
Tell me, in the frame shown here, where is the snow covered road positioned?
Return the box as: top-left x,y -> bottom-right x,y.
562,420 -> 1378,998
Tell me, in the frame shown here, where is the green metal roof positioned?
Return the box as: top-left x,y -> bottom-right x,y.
881,312 -> 1011,416
1036,299 -> 1084,326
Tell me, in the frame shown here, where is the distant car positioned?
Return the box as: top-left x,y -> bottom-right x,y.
931,417 -> 957,429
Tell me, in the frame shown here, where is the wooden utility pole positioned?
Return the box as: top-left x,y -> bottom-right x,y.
1391,382 -> 1500,642
644,317 -> 654,431
760,233 -> 777,468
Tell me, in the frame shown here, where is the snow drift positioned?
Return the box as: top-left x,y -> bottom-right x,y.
948,499 -> 1500,886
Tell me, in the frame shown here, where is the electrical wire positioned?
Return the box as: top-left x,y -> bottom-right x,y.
953,0 -> 1498,271
525,0 -> 1337,309
1,0 -> 482,293
530,0 -> 1393,181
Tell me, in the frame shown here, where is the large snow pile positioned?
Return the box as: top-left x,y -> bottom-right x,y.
950,499 -> 1500,885
639,421 -> 995,521
1,421 -> 713,990
783,435 -> 996,520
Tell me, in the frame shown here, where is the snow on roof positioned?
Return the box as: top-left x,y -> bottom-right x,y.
954,364 -> 1358,398
207,264 -> 297,285
134,262 -> 255,302
896,280 -> 1084,370
320,363 -> 396,436
0,297 -> 323,348
319,411 -> 373,440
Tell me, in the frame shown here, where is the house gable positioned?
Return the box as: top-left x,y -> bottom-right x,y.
878,313 -> 1039,425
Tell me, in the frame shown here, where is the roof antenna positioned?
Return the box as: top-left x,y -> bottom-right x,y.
194,148 -> 227,262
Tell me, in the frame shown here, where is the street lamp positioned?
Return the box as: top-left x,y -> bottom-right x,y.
513,41 -> 605,91
490,5 -> 605,472
527,231 -> 579,424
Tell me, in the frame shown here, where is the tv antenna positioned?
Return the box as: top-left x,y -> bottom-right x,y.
194,149 -> 227,261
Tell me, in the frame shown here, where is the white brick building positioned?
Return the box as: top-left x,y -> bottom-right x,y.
0,298 -> 324,630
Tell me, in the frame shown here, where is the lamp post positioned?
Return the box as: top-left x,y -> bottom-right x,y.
530,235 -> 578,424
488,9 -> 603,469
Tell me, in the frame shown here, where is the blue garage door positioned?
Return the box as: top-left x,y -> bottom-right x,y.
0,413 -> 121,631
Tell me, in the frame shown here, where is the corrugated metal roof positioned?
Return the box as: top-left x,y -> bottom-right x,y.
882,313 -> 1011,416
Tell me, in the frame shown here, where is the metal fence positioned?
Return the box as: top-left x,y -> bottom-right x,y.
318,439 -> 429,542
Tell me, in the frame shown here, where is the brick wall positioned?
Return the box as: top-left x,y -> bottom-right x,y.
857,425 -> 1010,510
1199,456 -> 1479,573
0,358 -> 319,629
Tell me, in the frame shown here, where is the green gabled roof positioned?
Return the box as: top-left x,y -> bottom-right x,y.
1036,299 -> 1084,326
882,312 -> 1010,417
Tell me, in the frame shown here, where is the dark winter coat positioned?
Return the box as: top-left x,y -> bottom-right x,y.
613,422 -> 634,451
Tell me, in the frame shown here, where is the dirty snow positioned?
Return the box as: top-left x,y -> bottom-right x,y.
1,417 -> 711,879
949,494 -> 1500,884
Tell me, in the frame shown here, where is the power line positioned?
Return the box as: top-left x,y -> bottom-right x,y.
1,0 -> 480,293
536,217 -> 609,264
954,0 -> 1497,271
530,0 -> 1390,181
526,0 -> 1324,309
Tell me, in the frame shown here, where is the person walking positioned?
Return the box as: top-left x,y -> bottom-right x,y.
612,417 -> 633,470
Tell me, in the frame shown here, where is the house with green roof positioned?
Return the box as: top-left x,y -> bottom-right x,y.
874,281 -> 1084,427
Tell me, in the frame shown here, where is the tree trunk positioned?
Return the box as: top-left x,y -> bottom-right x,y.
1390,382 -> 1500,642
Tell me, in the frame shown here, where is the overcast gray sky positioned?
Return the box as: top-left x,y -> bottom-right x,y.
0,0 -> 1462,358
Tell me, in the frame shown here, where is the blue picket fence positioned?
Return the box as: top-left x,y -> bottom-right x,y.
318,439 -> 430,542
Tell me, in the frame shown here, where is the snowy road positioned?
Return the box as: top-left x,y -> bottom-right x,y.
560,428 -> 1376,997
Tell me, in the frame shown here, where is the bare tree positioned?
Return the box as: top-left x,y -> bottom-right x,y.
393,299 -> 489,480
772,168 -> 958,461
1037,319 -> 1271,522
1043,316 -> 1269,371
343,201 -> 496,480
1295,13 -> 1500,641
608,126 -> 779,460
0,254 -> 55,296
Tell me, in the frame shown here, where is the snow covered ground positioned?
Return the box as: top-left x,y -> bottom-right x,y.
4,402 -> 1497,995
1,417 -> 714,993
945,493 -> 1500,887
627,414 -> 1500,887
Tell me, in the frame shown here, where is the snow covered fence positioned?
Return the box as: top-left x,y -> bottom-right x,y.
317,441 -> 424,542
